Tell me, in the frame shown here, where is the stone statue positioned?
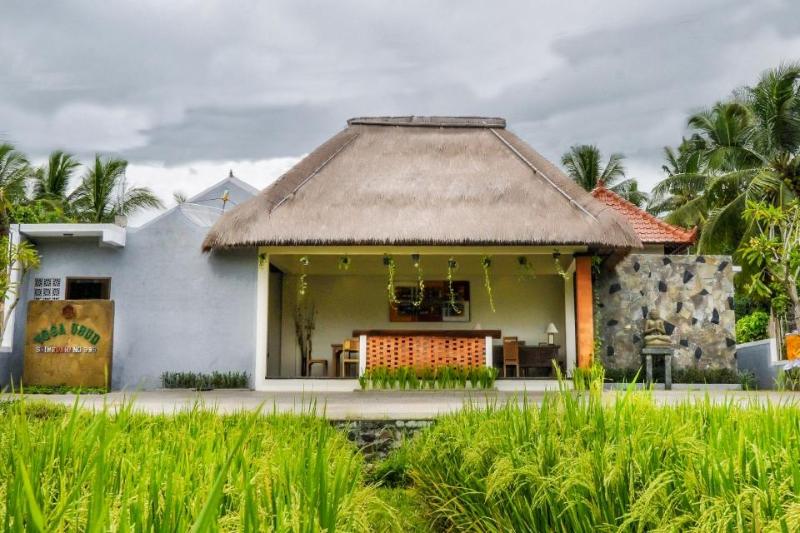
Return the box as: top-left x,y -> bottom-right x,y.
643,309 -> 672,348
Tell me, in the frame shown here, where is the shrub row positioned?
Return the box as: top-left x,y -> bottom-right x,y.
161,371 -> 249,389
603,365 -> 755,387
358,365 -> 498,390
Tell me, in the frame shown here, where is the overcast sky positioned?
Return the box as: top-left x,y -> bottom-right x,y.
2,0 -> 800,224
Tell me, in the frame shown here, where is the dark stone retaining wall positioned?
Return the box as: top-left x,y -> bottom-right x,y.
596,254 -> 736,370
332,419 -> 434,459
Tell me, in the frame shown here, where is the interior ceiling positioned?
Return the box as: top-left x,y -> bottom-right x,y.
269,253 -> 571,277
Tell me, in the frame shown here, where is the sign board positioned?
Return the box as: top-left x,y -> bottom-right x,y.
23,300 -> 114,389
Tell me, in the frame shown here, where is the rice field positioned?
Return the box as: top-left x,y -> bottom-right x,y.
2,387 -> 800,531
406,386 -> 800,532
0,400 -> 392,532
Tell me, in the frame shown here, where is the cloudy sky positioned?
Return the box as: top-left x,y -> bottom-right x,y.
2,0 -> 800,224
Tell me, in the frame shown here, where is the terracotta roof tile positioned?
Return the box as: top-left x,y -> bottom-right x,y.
591,184 -> 697,246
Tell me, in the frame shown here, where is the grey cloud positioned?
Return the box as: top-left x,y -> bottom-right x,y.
1,0 -> 799,191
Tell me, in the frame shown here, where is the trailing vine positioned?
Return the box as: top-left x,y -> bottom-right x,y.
384,255 -> 400,306
337,255 -> 351,271
412,254 -> 424,307
481,255 -> 496,312
517,256 -> 536,281
447,257 -> 461,313
297,256 -> 310,299
552,252 -> 569,280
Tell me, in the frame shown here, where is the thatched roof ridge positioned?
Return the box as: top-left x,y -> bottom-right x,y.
202,117 -> 642,251
348,116 -> 506,128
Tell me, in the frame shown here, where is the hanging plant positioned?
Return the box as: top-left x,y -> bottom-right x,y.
553,252 -> 569,280
411,254 -> 424,307
481,255 -> 496,312
298,255 -> 310,299
517,256 -> 536,281
384,255 -> 399,306
258,253 -> 267,268
337,255 -> 351,271
447,257 -> 462,313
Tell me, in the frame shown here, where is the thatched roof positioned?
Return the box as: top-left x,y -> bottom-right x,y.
203,116 -> 642,250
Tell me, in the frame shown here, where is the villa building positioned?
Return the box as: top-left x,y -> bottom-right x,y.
3,116 -> 736,390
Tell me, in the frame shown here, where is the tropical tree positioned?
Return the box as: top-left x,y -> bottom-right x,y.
653,64 -> 800,253
70,155 -> 163,223
648,138 -> 707,217
0,143 -> 31,235
561,144 -> 647,205
0,236 -> 39,341
740,200 -> 800,329
32,150 -> 80,203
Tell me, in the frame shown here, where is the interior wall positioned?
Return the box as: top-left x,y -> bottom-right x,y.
266,270 -> 283,377
279,273 -> 566,376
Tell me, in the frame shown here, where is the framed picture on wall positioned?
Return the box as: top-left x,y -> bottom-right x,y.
389,281 -> 470,322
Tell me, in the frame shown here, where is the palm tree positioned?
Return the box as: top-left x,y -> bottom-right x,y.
0,143 -> 31,234
561,144 -> 647,205
648,139 -> 708,218
652,64 -> 800,253
32,150 -> 80,203
70,155 -> 163,223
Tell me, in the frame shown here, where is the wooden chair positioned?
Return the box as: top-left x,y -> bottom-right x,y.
503,336 -> 520,378
340,338 -> 360,377
306,357 -> 328,377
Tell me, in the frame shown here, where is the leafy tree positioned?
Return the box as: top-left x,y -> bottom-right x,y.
0,143 -> 31,235
70,155 -> 163,223
740,200 -> 800,329
560,144 -> 646,205
0,236 -> 39,341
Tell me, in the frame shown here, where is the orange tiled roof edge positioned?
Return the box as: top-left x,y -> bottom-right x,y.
590,181 -> 697,246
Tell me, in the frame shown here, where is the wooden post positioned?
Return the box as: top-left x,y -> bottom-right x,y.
575,256 -> 594,369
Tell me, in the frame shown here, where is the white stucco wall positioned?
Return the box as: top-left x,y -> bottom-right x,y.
275,273 -> 566,376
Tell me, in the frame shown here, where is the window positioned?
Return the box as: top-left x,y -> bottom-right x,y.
33,277 -> 62,300
65,278 -> 111,300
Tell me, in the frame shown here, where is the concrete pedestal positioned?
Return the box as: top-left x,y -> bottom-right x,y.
641,347 -> 674,390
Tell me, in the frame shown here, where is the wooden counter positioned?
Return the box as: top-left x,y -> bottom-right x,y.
355,330 -> 496,369
352,329 -> 501,339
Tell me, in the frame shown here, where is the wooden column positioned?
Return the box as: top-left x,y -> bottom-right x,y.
575,256 -> 594,369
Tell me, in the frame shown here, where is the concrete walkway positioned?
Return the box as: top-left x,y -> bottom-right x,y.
9,389 -> 800,419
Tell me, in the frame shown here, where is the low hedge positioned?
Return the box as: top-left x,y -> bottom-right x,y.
161,371 -> 249,390
604,365 -> 755,388
358,365 -> 498,390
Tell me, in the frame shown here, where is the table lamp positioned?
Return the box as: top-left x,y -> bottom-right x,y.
546,323 -> 558,345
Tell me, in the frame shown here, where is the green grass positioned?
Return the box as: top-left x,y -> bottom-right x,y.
12,384 -> 107,394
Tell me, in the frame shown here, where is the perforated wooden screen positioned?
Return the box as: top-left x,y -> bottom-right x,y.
366,335 -> 485,369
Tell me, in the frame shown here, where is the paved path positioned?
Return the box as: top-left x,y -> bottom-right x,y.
10,389 -> 800,419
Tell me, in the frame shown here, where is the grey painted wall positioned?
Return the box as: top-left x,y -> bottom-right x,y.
736,339 -> 781,389
596,254 -> 737,371
3,178 -> 258,389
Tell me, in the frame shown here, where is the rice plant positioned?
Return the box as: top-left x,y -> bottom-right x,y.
0,398 -> 391,532
405,386 -> 800,532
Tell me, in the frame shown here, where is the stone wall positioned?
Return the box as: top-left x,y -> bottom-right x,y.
596,254 -> 736,370
332,419 -> 434,460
